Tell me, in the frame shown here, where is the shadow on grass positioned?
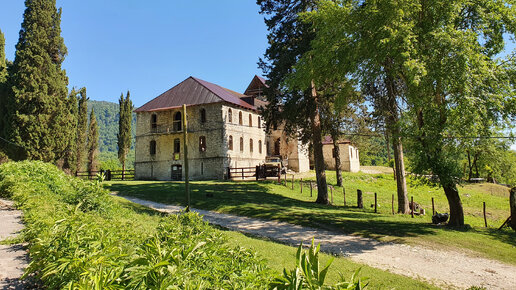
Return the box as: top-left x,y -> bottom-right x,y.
107,180 -> 442,241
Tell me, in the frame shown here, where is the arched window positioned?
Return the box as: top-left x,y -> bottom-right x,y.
200,108 -> 206,123
150,140 -> 156,155
151,114 -> 157,130
174,138 -> 180,153
249,114 -> 253,127
173,111 -> 182,131
199,136 -> 207,152
258,140 -> 262,154
239,111 -> 243,125
350,148 -> 353,159
228,109 -> 232,123
240,137 -> 244,152
274,138 -> 281,155
258,117 -> 261,128
250,139 -> 253,153
228,135 -> 233,150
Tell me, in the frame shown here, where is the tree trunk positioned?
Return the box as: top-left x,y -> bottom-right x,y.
467,151 -> 473,181
332,136 -> 343,187
385,130 -> 391,162
311,80 -> 329,205
510,187 -> 516,231
122,161 -> 125,181
443,184 -> 465,227
392,131 -> 409,213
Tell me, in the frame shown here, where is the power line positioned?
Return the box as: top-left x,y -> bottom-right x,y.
0,136 -> 26,149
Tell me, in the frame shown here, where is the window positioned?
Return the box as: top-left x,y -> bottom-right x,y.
150,140 -> 156,155
350,148 -> 353,159
239,112 -> 243,125
266,141 -> 270,155
258,117 -> 261,128
228,135 -> 233,150
199,136 -> 207,152
240,137 -> 244,152
174,138 -> 180,153
228,109 -> 232,123
173,111 -> 182,131
151,114 -> 157,130
250,139 -> 253,153
259,140 -> 262,154
249,114 -> 253,127
200,108 -> 206,123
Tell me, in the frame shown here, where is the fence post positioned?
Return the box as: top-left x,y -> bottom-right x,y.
483,201 -> 488,227
432,197 -> 435,216
357,189 -> 363,209
242,168 -> 244,180
310,182 -> 313,197
227,167 -> 231,180
300,178 -> 303,194
256,166 -> 259,180
392,194 -> 394,215
411,196 -> 414,218
343,188 -> 346,206
277,164 -> 281,183
374,192 -> 377,213
330,186 -> 333,204
284,172 -> 287,186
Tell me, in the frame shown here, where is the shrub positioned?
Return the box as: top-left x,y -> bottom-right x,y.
0,161 -> 272,288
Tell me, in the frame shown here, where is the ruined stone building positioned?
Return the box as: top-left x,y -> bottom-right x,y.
134,75 -> 310,181
319,136 -> 360,172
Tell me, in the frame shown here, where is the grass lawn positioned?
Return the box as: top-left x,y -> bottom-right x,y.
114,196 -> 437,289
106,170 -> 516,265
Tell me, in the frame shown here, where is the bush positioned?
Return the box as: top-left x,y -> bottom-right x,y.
0,161 -> 272,288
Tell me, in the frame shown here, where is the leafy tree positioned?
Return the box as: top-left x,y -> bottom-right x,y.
258,0 -> 332,204
87,108 -> 99,175
62,89 -> 78,173
117,91 -> 133,178
4,0 -> 72,162
76,88 -> 88,171
0,29 -> 8,154
405,0 -> 515,227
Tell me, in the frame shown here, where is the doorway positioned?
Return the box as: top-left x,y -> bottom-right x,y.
171,165 -> 182,181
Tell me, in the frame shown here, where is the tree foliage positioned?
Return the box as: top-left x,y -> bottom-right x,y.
87,108 -> 99,174
4,0 -> 73,162
117,91 -> 133,172
76,88 -> 88,171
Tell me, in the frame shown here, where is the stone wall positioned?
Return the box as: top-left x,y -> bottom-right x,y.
321,143 -> 360,172
266,124 -> 310,173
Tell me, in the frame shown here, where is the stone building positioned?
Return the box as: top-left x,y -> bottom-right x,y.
317,136 -> 360,172
134,76 -> 309,181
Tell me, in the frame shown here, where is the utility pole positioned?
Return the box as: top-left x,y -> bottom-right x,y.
182,104 -> 190,212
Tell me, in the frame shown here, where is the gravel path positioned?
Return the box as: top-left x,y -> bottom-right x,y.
0,199 -> 30,289
120,195 -> 516,290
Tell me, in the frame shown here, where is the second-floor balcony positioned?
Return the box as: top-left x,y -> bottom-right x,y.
149,123 -> 182,134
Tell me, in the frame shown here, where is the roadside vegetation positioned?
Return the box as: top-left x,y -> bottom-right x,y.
107,170 -> 516,265
0,161 -> 441,288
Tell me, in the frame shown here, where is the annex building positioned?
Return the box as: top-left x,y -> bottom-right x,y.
134,76 -> 310,181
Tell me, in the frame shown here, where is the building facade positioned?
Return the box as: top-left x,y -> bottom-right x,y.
134,76 -> 310,181
317,136 -> 360,172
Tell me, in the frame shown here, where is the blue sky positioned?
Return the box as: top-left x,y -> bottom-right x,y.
0,1 -> 268,107
1,1 -> 515,149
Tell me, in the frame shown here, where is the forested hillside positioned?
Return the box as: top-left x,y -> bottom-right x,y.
87,100 -> 136,170
87,100 -> 136,153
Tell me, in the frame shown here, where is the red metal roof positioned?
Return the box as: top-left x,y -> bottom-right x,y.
322,135 -> 351,145
135,76 -> 256,112
244,75 -> 269,96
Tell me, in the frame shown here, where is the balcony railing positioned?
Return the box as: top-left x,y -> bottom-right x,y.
150,124 -> 182,134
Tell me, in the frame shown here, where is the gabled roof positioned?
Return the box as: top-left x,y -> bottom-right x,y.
135,76 -> 255,112
244,75 -> 269,96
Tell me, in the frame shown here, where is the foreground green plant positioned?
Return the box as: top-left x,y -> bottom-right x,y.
271,239 -> 368,290
0,161 -> 272,288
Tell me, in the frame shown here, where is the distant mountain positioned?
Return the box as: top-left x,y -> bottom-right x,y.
87,100 -> 136,153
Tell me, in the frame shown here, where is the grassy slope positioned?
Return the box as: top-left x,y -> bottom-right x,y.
106,171 -> 516,265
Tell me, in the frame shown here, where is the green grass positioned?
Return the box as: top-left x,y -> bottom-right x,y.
222,230 -> 439,289
106,170 -> 516,265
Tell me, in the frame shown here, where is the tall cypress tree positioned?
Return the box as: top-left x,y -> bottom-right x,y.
117,91 -> 132,178
87,108 -> 99,176
0,29 -> 8,155
62,88 -> 78,173
76,87 -> 88,171
5,0 -> 70,162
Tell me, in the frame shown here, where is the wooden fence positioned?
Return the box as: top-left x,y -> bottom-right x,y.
76,169 -> 135,181
227,164 -> 282,181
